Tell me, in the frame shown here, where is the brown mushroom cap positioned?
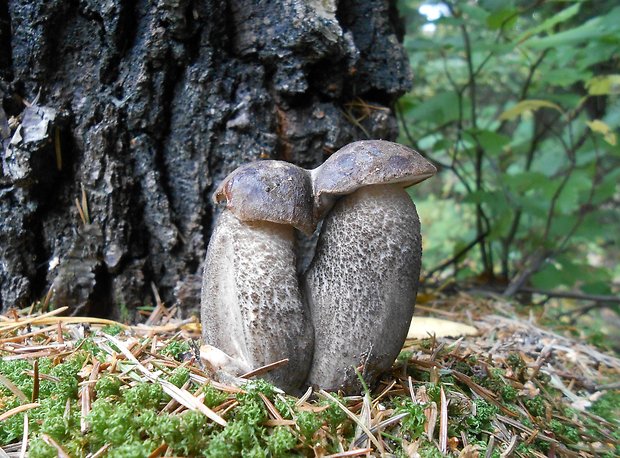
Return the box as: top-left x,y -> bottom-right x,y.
214,160 -> 315,235
312,140 -> 437,219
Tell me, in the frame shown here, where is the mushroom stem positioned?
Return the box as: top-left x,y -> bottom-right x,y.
202,209 -> 314,392
303,184 -> 422,393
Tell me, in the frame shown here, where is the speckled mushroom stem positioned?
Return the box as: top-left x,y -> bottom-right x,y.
303,140 -> 436,394
202,210 -> 313,392
303,184 -> 422,393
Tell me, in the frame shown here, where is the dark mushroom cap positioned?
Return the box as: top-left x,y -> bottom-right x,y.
214,160 -> 315,235
312,140 -> 437,219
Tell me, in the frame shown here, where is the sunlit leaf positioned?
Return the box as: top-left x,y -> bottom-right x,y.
586,119 -> 617,145
499,100 -> 563,121
516,3 -> 580,44
523,6 -> 620,49
586,75 -> 620,96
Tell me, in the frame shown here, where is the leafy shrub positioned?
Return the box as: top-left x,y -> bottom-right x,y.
398,0 -> 620,295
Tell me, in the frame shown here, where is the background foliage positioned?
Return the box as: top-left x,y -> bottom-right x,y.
397,0 -> 620,298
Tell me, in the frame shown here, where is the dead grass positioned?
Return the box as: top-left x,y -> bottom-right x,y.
0,294 -> 618,457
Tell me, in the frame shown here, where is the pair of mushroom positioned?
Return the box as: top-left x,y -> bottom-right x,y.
201,140 -> 436,394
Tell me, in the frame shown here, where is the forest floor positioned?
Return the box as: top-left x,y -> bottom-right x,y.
0,291 -> 618,457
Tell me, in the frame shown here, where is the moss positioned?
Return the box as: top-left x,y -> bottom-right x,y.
122,382 -> 165,409
74,337 -> 105,358
500,383 -> 518,402
88,399 -> 136,447
234,392 -> 268,426
174,410 -> 215,455
590,390 -> 620,420
205,421 -> 264,457
397,350 -> 413,362
106,441 -> 157,458
395,398 -> 427,440
101,324 -> 124,336
0,355 -> 86,445
426,383 -> 441,403
149,414 -> 183,447
318,395 -> 348,428
203,384 -> 228,408
28,439 -> 57,458
453,360 -> 473,375
416,441 -> 446,457
506,352 -> 524,370
274,396 -> 296,420
295,411 -> 319,440
160,340 -> 191,359
466,399 -> 498,435
524,396 -> 547,418
548,418 -> 580,443
167,366 -> 190,388
0,359 -> 36,398
266,426 -> 297,456
40,415 -> 70,442
243,379 -> 277,399
95,375 -> 121,398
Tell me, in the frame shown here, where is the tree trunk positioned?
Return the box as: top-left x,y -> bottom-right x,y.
0,0 -> 411,318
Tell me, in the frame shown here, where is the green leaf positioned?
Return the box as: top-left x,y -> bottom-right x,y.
460,4 -> 490,23
486,8 -> 518,30
499,100 -> 563,121
504,171 -> 548,194
524,6 -> 620,49
463,190 -> 496,205
591,168 -> 620,204
586,75 -> 620,96
474,130 -> 511,155
404,92 -> 465,125
552,171 -> 593,215
531,260 -> 575,289
539,68 -> 592,88
516,3 -> 581,44
532,256 -> 598,289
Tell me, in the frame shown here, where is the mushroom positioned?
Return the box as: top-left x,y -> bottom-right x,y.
303,140 -> 436,393
201,160 -> 315,392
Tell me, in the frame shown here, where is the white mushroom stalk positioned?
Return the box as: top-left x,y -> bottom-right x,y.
201,140 -> 436,395
304,140 -> 437,393
201,161 -> 315,393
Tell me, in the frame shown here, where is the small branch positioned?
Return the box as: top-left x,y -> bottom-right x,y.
423,231 -> 489,281
503,248 -> 548,297
520,288 -> 620,305
505,131 -> 600,297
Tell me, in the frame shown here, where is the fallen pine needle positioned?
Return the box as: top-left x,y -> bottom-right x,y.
0,373 -> 29,402
0,402 -> 41,422
439,386 -> 448,454
103,333 -> 227,427
318,389 -> 384,454
324,448 -> 374,457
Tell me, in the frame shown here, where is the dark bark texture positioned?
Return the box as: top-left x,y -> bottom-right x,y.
0,0 -> 411,318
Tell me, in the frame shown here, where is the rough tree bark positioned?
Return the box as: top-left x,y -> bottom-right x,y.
0,0 -> 411,318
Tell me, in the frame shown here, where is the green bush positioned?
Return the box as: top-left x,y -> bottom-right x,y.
398,0 -> 620,295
